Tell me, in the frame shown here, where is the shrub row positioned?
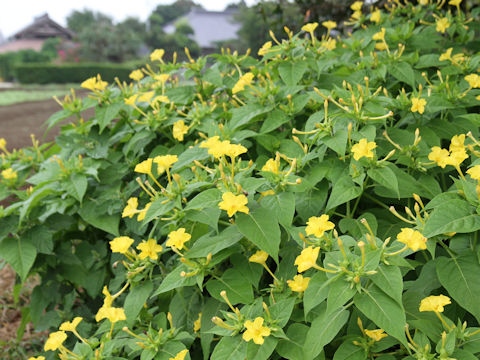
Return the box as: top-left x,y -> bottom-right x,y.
14,62 -> 140,84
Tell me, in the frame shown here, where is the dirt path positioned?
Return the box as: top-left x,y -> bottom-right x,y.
0,96 -> 94,150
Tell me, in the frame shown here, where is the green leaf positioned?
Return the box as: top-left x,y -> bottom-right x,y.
185,208 -> 221,231
278,61 -> 308,86
246,337 -> 278,360
276,323 -> 309,360
22,225 -> 53,254
0,236 -> 36,282
326,175 -> 362,211
206,268 -> 254,304
19,183 -> 58,222
354,285 -> 407,347
185,188 -> 222,210
260,192 -> 295,227
78,200 -> 119,236
323,129 -> 348,157
367,166 -> 399,198
188,226 -> 243,258
326,278 -> 356,313
236,207 -> 281,262
304,272 -> 339,315
304,305 -> 349,360
260,110 -> 290,133
143,198 -> 175,223
153,265 -> 197,296
228,103 -> 273,131
423,199 -> 480,238
66,173 -> 88,202
436,253 -> 480,322
96,102 -> 123,133
124,281 -> 153,326
270,297 -> 296,327
333,340 -> 367,360
370,264 -> 403,305
211,335 -> 246,360
172,146 -> 209,171
389,62 -> 415,88
46,108 -> 71,130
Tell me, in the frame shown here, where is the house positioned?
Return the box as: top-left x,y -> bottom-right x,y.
163,8 -> 240,54
0,14 -> 74,54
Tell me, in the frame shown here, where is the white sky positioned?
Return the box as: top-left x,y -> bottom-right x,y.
0,0 -> 257,38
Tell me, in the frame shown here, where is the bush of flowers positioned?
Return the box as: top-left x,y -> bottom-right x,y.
2,0 -> 480,359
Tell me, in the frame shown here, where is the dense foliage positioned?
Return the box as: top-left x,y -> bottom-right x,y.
2,1 -> 480,359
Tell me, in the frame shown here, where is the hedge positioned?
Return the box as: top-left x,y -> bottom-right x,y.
14,62 -> 140,84
0,50 -> 51,82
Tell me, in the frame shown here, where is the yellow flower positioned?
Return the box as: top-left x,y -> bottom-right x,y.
370,9 -> 381,24
122,197 -> 139,218
135,158 -> 153,174
152,95 -> 170,104
2,168 -> 17,180
439,48 -> 452,61
436,17 -> 450,33
258,41 -> 272,56
225,143 -> 247,159
166,228 -> 191,250
419,295 -> 451,312
411,97 -> 426,114
467,165 -> 480,180
59,317 -> 82,332
301,22 -> 318,34
0,138 -> 6,151
169,349 -> 189,360
218,192 -> 249,217
375,42 -> 387,51
322,20 -> 337,30
365,329 -> 388,341
194,313 -> 202,332
28,357 -> 45,360
207,140 -> 231,159
199,136 -> 221,149
242,317 -> 271,345
137,202 -> 151,221
261,158 -> 279,174
294,246 -> 320,273
137,238 -> 163,260
397,228 -> 427,251
138,91 -> 154,103
153,155 -> 178,175
102,286 -> 113,307
124,94 -> 138,106
94,75 -> 108,91
96,306 -> 126,323
287,274 -> 310,292
351,10 -> 362,20
81,77 -> 97,91
446,149 -> 468,167
232,72 -> 254,94
448,0 -> 462,6
449,134 -> 466,153
154,74 -> 170,83
465,74 -> 480,88
129,69 -> 144,81
321,38 -> 337,51
44,331 -> 67,351
305,215 -> 335,238
351,1 -> 363,11
150,49 -> 165,62
418,0 -> 429,5
249,250 -> 269,264
372,27 -> 385,41
428,146 -> 450,168
351,138 -> 377,160
173,120 -> 189,141
109,236 -> 134,254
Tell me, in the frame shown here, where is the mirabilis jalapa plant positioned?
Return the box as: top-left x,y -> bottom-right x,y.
1,0 -> 480,359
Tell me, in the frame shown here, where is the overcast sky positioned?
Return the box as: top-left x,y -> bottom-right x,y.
0,0 -> 257,38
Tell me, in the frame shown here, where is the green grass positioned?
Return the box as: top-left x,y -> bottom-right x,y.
0,84 -> 79,106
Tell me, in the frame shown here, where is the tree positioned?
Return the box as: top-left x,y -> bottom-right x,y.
66,9 -> 112,33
